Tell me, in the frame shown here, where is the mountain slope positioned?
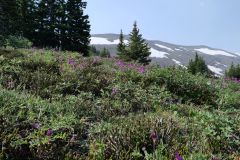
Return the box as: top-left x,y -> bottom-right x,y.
90,34 -> 240,75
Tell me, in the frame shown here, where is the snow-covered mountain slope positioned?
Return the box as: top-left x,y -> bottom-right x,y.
90,34 -> 240,75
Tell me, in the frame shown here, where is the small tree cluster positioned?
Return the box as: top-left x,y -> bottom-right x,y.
225,63 -> 240,79
188,53 -> 212,76
0,0 -> 90,55
89,46 -> 100,56
117,22 -> 151,65
100,47 -> 110,58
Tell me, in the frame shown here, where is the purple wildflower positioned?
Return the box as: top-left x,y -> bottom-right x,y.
116,60 -> 125,68
111,87 -> 119,95
175,152 -> 184,160
138,66 -> 145,73
79,63 -> 86,69
46,128 -> 53,136
32,122 -> 40,129
150,130 -> 158,144
127,63 -> 134,69
92,57 -> 100,64
68,58 -> 76,67
7,80 -> 14,89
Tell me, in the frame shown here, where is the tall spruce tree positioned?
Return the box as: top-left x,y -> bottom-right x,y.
127,21 -> 151,65
21,0 -> 37,43
0,0 -> 22,36
36,0 -> 61,48
65,0 -> 90,56
117,29 -> 126,59
54,0 -> 67,50
0,0 -> 90,54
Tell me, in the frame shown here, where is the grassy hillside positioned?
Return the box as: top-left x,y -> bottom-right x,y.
0,49 -> 239,159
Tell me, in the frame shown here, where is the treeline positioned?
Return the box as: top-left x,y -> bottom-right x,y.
0,0 -> 90,55
226,63 -> 240,79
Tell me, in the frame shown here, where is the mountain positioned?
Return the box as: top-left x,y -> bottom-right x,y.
90,34 -> 240,75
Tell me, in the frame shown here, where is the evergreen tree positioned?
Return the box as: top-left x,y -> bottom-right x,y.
226,63 -> 240,79
127,21 -> 151,65
226,63 -> 235,77
56,0 -> 67,50
35,0 -> 60,47
117,29 -> 126,59
187,53 -> 212,76
89,45 -> 100,56
100,47 -> 110,58
64,0 -> 90,56
0,0 -> 22,36
21,0 -> 37,43
0,0 -> 90,54
188,59 -> 196,74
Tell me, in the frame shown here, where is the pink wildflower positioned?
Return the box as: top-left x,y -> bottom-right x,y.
175,152 -> 184,160
138,66 -> 145,73
46,128 -> 53,136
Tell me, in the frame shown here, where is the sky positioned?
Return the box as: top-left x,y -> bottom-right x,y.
85,0 -> 240,53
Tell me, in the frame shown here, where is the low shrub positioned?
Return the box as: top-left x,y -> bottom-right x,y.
5,36 -> 32,49
145,68 -> 219,105
89,112 -> 202,159
0,49 -> 25,59
0,87 -> 86,159
164,104 -> 240,158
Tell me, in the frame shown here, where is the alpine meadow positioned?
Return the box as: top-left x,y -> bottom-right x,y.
0,0 -> 239,160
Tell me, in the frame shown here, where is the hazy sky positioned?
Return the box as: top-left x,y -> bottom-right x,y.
86,0 -> 240,52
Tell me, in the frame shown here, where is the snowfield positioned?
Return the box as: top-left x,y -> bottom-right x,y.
208,65 -> 223,75
90,37 -> 128,45
150,48 -> 169,58
155,44 -> 174,51
195,48 -> 236,57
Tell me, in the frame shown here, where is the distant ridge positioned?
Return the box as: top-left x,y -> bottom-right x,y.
90,33 -> 240,75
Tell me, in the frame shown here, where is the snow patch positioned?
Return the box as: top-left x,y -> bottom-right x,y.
195,48 -> 236,57
235,52 -> 240,56
155,44 -> 174,51
150,48 -> 169,58
90,37 -> 128,45
172,59 -> 186,68
208,65 -> 223,75
172,59 -> 181,65
215,62 -> 228,68
180,47 -> 188,50
175,48 -> 182,51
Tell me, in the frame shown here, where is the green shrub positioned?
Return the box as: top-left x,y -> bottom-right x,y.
164,104 -> 240,158
58,65 -> 114,96
0,87 -> 85,159
6,36 -> 32,49
0,49 -> 25,59
0,58 -> 61,98
0,48 -> 239,159
145,68 -> 219,105
89,112 -> 202,159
